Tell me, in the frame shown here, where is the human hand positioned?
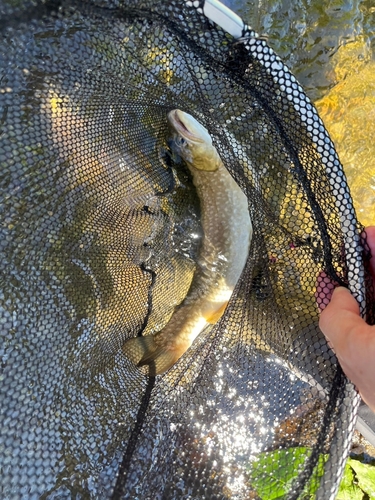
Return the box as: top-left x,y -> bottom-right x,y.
318,226 -> 375,413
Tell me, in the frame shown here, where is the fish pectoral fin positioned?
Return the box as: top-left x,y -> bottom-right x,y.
204,301 -> 229,324
122,335 -> 185,376
137,342 -> 168,366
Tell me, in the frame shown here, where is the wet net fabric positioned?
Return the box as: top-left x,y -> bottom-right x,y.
0,1 -> 373,499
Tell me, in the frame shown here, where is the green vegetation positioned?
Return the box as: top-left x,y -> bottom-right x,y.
248,447 -> 375,499
249,447 -> 327,499
337,458 -> 375,500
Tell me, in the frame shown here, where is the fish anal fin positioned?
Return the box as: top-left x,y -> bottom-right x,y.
204,301 -> 228,324
123,335 -> 187,375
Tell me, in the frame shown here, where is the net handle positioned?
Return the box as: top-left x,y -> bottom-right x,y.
201,0 -> 244,38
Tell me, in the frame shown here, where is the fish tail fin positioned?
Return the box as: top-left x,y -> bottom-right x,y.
122,335 -> 181,376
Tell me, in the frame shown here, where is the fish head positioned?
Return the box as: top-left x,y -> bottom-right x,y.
167,109 -> 220,172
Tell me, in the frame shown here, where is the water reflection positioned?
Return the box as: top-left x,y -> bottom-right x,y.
316,39 -> 375,226
223,0 -> 375,228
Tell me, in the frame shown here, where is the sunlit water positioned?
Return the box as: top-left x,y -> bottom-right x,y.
223,0 -> 375,227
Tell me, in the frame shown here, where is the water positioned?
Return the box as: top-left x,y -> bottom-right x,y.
222,0 -> 375,226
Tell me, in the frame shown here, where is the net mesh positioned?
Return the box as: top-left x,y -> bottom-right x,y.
0,1 -> 373,499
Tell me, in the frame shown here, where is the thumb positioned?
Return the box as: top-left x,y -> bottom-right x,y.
319,287 -> 360,345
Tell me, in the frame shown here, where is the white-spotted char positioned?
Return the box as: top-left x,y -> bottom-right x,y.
122,109 -> 252,375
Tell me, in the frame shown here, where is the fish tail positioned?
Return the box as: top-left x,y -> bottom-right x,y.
122,335 -> 181,376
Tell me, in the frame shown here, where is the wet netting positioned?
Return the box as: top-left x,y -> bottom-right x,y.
1,1 -> 374,499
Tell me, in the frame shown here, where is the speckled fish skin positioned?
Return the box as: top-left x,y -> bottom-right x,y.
122,110 -> 252,375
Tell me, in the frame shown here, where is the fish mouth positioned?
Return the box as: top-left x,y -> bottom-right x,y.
169,110 -> 204,143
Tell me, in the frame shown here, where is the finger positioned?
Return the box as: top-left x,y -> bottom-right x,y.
319,286 -> 360,346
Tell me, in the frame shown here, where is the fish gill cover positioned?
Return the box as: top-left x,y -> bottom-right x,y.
0,0 -> 373,499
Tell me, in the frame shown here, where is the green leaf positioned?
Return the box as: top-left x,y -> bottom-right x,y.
336,462 -> 364,500
347,458 -> 375,499
249,448 -> 375,500
249,447 -> 327,500
302,452 -> 328,496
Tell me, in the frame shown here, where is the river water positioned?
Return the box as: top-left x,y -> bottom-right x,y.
223,0 -> 375,226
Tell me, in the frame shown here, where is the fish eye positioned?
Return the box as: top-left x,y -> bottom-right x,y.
177,136 -> 186,146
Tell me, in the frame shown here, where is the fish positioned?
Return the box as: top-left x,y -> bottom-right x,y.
122,109 -> 252,375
